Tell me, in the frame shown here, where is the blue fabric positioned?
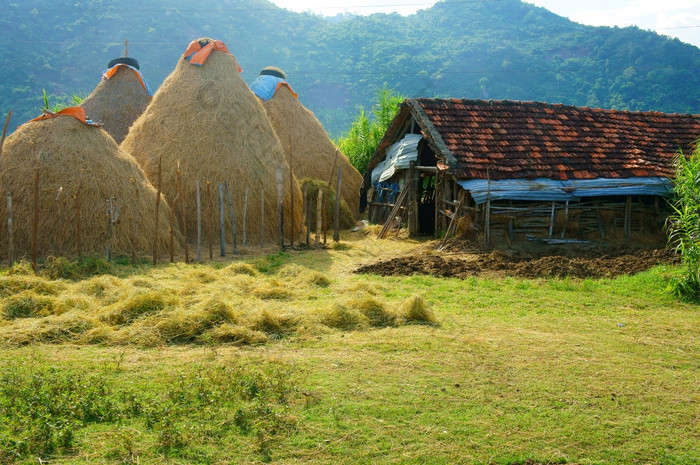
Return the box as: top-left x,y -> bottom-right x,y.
458,177 -> 674,205
374,182 -> 399,203
250,75 -> 287,101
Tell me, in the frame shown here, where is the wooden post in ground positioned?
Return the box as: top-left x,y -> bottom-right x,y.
32,170 -> 39,272
243,187 -> 248,247
224,181 -> 237,255
408,162 -> 417,237
75,181 -> 83,257
260,188 -> 265,248
55,187 -> 63,255
289,142 -> 295,247
306,187 -> 312,245
206,181 -> 213,259
153,156 -> 161,265
323,149 -> 340,245
177,165 -> 189,263
106,198 -> 114,261
333,166 -> 342,242
315,190 -> 323,246
277,167 -> 284,250
196,181 -> 202,263
560,200 -> 569,239
485,168 -> 491,245
301,183 -> 308,244
624,195 -> 632,240
132,187 -> 139,264
434,172 -> 441,238
168,191 -> 179,263
218,183 -> 225,257
7,192 -> 13,267
549,202 -> 555,238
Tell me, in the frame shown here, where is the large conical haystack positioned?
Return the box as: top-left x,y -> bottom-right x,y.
252,70 -> 363,222
80,58 -> 153,144
0,109 -> 176,258
122,39 -> 303,243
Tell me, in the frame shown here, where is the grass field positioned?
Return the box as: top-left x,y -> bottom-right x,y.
0,231 -> 698,464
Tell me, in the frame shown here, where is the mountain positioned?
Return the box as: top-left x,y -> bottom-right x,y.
1,0 -> 699,137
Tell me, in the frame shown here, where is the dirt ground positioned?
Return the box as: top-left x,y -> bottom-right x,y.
354,241 -> 677,279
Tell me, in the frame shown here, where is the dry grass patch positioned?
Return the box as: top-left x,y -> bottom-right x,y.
402,295 -> 438,325
206,324 -> 269,345
347,297 -> 400,327
321,303 -> 370,330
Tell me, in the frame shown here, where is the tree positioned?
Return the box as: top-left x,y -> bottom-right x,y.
336,85 -> 405,174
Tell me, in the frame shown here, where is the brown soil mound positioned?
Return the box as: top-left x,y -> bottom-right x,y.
355,249 -> 675,279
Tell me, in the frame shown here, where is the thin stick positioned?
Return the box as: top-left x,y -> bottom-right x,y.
196,181 -> 202,262
277,167 -> 284,250
74,180 -> 83,257
32,170 -> 39,272
132,182 -> 139,264
169,191 -> 179,263
153,155 -> 162,265
177,164 -> 189,264
0,109 -> 11,156
7,192 -> 14,267
218,183 -> 226,257
243,187 -> 248,247
333,166 -> 342,242
306,187 -> 312,245
206,181 -> 213,260
289,137 -> 295,247
322,149 -> 340,245
224,181 -> 237,255
315,190 -> 323,246
301,183 -> 308,244
55,187 -> 63,255
124,38 -> 128,57
260,188 -> 265,248
106,198 -> 113,261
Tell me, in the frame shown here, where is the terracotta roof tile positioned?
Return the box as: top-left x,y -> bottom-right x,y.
410,98 -> 700,181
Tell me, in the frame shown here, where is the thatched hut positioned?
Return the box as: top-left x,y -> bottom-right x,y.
122,39 -> 303,243
0,107 -> 176,258
251,68 -> 363,223
80,57 -> 153,144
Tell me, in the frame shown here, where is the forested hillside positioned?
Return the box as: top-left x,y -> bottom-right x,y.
2,0 -> 699,136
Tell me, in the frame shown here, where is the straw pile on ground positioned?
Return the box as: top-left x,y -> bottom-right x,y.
0,114 -> 176,258
122,40 -> 303,243
259,77 -> 363,222
80,61 -> 151,144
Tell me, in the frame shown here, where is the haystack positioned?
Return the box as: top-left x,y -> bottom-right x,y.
122,39 -> 303,243
0,108 -> 176,258
80,57 -> 153,144
251,68 -> 363,222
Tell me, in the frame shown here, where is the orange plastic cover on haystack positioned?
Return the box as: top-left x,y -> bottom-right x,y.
27,107 -> 98,126
183,39 -> 242,71
103,64 -> 153,96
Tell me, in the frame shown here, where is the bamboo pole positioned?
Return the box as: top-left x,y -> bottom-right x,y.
243,187 -> 248,247
260,188 -> 265,248
315,190 -> 323,246
333,166 -> 342,242
0,109 -> 12,156
7,192 -> 13,267
55,187 -> 63,255
32,170 -> 39,272
224,181 -> 237,255
218,183 -> 226,257
301,183 -> 308,244
177,165 -> 189,264
206,181 -> 213,260
153,155 -> 162,265
277,167 -> 284,250
196,181 -> 202,262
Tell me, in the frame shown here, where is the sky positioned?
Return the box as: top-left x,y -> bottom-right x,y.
269,0 -> 700,48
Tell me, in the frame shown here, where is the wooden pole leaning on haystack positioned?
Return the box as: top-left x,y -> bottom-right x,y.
289,139 -> 295,247
277,167 -> 284,250
75,180 -> 83,257
306,187 -> 312,246
168,188 -> 179,263
260,188 -> 265,249
243,187 -> 248,247
207,181 -> 213,260
32,170 -> 39,272
6,190 -> 14,267
55,187 -> 64,255
322,149 -> 340,245
177,164 -> 189,264
218,183 -> 225,257
333,166 -> 342,242
315,190 -> 323,246
301,183 -> 308,245
131,180 -> 140,265
196,181 -> 202,263
153,155 -> 162,265
224,181 -> 237,255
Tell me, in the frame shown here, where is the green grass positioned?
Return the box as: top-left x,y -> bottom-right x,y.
0,237 -> 697,464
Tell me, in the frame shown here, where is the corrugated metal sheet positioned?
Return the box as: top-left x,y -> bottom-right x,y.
458,177 -> 674,205
371,134 -> 422,183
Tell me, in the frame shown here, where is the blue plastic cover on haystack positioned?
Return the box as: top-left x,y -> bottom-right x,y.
458,177 -> 674,205
250,75 -> 291,101
371,134 -> 423,183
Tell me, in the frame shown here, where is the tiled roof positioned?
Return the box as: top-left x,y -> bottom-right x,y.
408,98 -> 700,181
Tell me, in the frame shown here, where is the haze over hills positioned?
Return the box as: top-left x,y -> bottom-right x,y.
1,0 -> 699,137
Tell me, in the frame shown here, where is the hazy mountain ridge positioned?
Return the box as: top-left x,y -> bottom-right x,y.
1,0 -> 698,136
